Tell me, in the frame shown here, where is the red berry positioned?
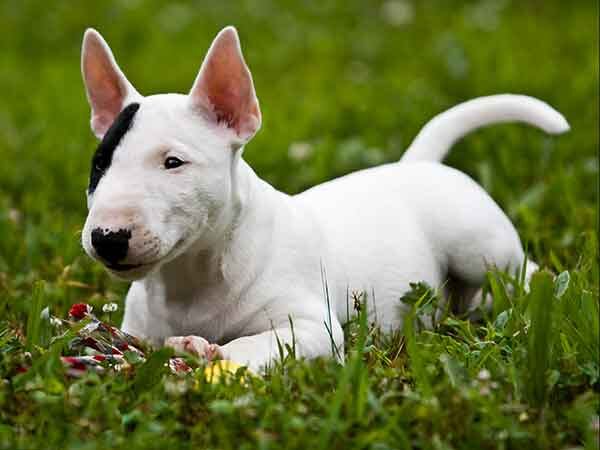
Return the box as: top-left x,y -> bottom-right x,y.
69,303 -> 91,320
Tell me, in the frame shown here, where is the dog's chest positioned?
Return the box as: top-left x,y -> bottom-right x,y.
144,276 -> 246,343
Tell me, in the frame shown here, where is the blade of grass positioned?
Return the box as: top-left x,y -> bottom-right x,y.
26,281 -> 46,352
404,305 -> 432,397
318,295 -> 369,449
525,271 -> 555,407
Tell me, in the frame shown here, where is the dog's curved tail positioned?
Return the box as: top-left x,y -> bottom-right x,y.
400,94 -> 569,163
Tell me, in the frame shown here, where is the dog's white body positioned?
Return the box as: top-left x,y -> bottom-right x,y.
80,27 -> 569,371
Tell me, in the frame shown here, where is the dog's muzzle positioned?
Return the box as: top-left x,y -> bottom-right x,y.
91,227 -> 142,271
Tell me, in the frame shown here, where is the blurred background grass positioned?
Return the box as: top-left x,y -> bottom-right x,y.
0,0 -> 597,336
0,2 -> 598,449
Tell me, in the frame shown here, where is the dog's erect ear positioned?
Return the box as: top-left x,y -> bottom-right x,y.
189,26 -> 261,143
81,28 -> 140,139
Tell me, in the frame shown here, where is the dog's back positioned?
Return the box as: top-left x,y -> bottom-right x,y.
295,95 -> 568,327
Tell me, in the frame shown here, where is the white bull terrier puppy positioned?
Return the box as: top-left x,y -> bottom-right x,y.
80,26 -> 569,371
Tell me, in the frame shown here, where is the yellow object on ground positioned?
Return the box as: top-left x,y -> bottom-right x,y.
203,360 -> 255,383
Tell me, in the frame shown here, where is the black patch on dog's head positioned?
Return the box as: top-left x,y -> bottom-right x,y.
88,103 -> 140,194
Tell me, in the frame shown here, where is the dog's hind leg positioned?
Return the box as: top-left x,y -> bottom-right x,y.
443,216 -> 539,318
423,174 -> 540,316
448,257 -> 538,319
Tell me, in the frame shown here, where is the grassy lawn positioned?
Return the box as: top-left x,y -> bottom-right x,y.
0,1 -> 598,449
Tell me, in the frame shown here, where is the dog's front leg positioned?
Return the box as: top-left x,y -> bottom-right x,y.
166,318 -> 344,372
220,318 -> 345,372
165,335 -> 223,360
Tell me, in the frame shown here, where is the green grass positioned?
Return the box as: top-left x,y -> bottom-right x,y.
0,1 -> 598,449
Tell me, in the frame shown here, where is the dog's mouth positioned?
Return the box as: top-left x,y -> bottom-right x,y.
105,262 -> 144,272
103,261 -> 157,280
95,238 -> 186,278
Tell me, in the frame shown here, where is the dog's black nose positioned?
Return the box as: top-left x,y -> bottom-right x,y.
91,228 -> 131,265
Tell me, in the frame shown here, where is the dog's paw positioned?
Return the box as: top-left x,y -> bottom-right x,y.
164,335 -> 223,360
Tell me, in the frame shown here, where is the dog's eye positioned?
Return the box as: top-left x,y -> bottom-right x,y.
164,156 -> 185,170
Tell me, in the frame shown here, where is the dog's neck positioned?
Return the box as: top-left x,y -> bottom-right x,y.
144,156 -> 282,303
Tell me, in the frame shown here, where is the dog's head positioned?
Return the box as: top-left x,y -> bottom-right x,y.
80,27 -> 261,280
